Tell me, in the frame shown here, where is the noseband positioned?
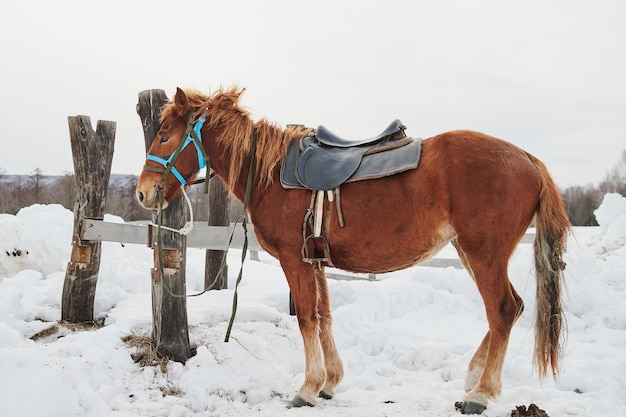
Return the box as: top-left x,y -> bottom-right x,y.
144,109 -> 210,188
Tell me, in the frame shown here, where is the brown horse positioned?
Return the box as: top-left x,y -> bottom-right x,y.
135,86 -> 571,414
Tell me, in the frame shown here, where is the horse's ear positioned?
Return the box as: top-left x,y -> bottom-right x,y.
174,87 -> 189,110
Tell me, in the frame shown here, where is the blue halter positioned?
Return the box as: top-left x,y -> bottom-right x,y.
145,109 -> 209,186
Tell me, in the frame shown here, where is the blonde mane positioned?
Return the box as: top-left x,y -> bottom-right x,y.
160,86 -> 313,190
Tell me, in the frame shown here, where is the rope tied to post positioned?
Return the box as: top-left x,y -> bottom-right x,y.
151,185 -> 195,235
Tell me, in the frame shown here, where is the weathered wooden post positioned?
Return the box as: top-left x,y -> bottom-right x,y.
206,177 -> 230,290
248,212 -> 260,262
137,89 -> 192,363
62,116 -> 116,323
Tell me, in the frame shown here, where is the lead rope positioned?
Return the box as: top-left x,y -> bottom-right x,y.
152,185 -> 195,235
224,129 -> 257,342
154,187 -> 226,299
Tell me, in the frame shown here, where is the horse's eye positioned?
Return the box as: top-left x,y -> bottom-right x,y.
160,136 -> 170,144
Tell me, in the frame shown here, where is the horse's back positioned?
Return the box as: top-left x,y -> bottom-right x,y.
423,129 -> 538,167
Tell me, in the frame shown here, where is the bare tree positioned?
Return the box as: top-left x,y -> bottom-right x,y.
562,185 -> 602,226
3,176 -> 27,213
104,175 -> 152,221
560,149 -> 626,226
57,171 -> 77,209
599,150 -> 626,196
29,168 -> 47,203
0,168 -> 9,213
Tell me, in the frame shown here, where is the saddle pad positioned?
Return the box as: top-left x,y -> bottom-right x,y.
281,136 -> 422,190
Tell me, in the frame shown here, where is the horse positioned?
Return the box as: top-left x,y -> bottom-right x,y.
135,86 -> 571,414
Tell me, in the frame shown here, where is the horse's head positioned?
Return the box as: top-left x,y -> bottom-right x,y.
137,85 -> 299,210
136,88 -> 208,210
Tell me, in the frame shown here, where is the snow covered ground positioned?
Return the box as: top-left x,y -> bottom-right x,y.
0,193 -> 625,417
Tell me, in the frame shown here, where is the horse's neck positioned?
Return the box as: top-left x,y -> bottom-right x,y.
231,164 -> 256,204
205,120 -> 291,211
203,130 -> 255,204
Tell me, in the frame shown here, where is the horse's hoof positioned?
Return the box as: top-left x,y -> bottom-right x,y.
319,390 -> 333,400
288,395 -> 314,408
455,401 -> 487,414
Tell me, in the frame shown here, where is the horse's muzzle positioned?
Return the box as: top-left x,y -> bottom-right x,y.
135,186 -> 169,210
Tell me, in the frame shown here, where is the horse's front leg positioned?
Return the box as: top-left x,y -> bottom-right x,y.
314,265 -> 344,399
281,259 -> 327,407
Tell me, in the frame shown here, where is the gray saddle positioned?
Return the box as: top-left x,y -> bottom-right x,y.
281,120 -> 422,191
316,119 -> 405,147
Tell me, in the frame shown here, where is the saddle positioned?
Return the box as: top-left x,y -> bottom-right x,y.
316,119 -> 406,147
281,120 -> 422,191
280,120 -> 423,265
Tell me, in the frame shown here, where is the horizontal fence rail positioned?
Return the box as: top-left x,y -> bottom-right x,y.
81,219 -> 535,275
81,219 -> 264,251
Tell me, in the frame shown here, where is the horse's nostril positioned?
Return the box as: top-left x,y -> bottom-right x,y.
136,191 -> 145,203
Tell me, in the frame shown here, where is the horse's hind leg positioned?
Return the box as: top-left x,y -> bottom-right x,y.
463,283 -> 524,393
454,241 -> 524,414
314,266 -> 344,399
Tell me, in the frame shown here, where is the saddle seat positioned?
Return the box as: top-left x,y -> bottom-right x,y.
315,119 -> 406,147
281,120 -> 422,192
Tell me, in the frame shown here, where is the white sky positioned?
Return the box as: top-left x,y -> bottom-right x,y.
1,0 -> 625,187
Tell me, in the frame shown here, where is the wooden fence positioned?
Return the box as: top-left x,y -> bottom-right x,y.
62,89 -> 232,363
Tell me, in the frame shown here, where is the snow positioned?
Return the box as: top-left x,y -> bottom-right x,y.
1,194 -> 625,417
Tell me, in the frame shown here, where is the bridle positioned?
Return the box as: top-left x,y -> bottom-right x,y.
144,108 -> 211,189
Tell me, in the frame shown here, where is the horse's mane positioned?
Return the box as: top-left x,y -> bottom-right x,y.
160,86 -> 313,189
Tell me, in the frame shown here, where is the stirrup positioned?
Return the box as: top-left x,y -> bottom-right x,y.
301,234 -> 331,265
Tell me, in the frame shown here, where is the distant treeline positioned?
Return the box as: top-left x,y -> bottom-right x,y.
0,169 -> 244,223
1,151 -> 625,226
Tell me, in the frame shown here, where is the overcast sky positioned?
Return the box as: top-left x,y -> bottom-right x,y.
1,0 -> 624,188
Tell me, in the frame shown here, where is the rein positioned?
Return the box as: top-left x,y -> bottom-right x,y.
150,109 -> 257,343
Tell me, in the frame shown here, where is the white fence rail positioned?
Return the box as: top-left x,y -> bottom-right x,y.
82,219 -> 535,277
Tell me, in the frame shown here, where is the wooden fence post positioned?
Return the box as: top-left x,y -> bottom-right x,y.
206,177 -> 230,290
62,116 -> 116,323
137,89 -> 192,363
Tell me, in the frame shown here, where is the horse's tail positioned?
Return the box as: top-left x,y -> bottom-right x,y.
528,153 -> 571,380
